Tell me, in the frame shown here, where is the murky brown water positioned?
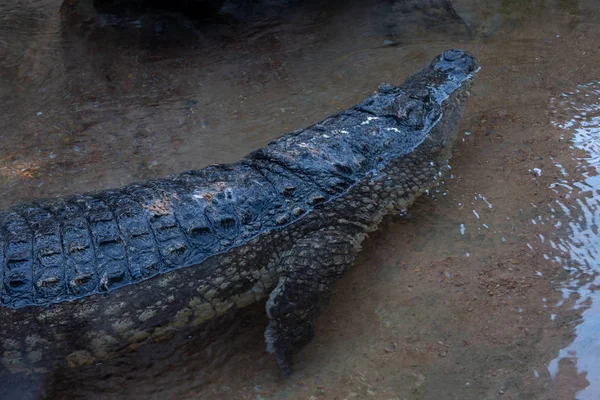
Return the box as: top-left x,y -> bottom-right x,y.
3,0 -> 600,399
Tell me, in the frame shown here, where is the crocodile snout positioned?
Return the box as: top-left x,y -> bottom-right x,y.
440,49 -> 479,75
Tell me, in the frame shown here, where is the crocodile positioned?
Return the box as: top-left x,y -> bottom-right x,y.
0,49 -> 478,380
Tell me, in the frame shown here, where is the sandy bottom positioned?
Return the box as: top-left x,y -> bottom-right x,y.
3,0 -> 600,398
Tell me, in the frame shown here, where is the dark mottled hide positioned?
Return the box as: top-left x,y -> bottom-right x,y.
0,50 -> 478,379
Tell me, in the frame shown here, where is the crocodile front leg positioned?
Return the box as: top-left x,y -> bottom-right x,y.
265,228 -> 363,376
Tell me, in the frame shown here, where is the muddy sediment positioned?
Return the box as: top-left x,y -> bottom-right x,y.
2,0 -> 600,399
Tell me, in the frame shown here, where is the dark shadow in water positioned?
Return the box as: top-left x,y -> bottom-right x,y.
379,0 -> 473,40
59,0 -> 474,50
0,374 -> 48,400
59,0 -> 323,50
92,0 -> 226,18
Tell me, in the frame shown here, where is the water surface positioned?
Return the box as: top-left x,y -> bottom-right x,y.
3,0 -> 600,398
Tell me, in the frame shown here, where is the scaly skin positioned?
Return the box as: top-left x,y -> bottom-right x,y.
0,50 -> 478,380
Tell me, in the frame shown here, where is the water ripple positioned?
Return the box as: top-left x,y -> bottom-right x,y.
549,81 -> 600,398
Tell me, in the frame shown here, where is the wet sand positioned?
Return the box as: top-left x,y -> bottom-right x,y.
3,0 -> 600,399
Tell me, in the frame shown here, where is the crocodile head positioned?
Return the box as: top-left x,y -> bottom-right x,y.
398,48 -> 479,160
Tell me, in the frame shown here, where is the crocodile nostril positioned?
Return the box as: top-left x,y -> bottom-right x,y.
442,49 -> 464,61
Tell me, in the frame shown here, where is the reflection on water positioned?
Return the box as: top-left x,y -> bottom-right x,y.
549,83 -> 600,398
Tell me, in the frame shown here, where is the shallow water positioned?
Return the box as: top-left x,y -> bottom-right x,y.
547,82 -> 600,399
3,0 -> 600,398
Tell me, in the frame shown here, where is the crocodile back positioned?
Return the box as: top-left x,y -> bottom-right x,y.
0,49 -> 478,308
